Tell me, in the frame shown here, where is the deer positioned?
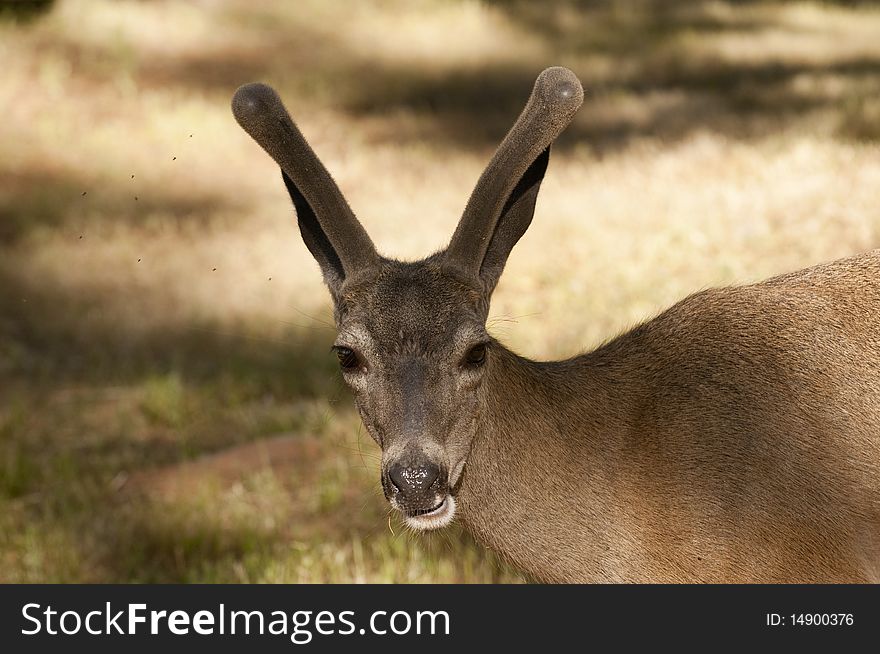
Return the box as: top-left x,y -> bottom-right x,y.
231,67 -> 880,583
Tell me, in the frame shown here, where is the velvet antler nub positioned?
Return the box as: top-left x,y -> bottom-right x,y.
232,82 -> 378,277
444,67 -> 583,278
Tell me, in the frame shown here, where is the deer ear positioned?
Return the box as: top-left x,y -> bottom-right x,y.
443,67 -> 582,295
478,147 -> 549,293
232,83 -> 378,297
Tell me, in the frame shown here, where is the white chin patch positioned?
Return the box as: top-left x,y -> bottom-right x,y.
402,495 -> 456,531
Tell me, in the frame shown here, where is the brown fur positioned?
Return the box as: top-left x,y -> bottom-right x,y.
458,252 -> 880,582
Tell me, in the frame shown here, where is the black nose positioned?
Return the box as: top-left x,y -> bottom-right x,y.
388,462 -> 440,497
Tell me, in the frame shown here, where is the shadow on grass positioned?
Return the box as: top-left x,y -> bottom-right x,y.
334,57 -> 880,151
0,252 -> 342,488
0,262 -> 336,388
90,0 -> 880,152
0,264 -> 371,582
0,163 -> 246,245
8,1 -> 880,155
12,0 -> 874,158
0,0 -> 54,23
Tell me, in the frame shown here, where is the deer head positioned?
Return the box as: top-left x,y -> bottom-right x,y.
232,67 -> 583,530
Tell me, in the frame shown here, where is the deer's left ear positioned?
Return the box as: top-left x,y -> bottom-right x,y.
443,67 -> 582,296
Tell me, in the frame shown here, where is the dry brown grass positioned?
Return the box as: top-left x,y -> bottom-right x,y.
1,0 -> 879,582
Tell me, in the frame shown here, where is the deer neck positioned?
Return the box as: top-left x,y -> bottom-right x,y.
455,344 -> 635,582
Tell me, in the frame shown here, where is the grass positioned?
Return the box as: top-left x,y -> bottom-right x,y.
1,0 -> 879,583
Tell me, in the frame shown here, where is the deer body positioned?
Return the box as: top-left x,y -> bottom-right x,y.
232,67 -> 880,582
458,252 -> 880,582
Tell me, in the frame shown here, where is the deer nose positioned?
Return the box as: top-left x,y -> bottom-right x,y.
388,462 -> 440,496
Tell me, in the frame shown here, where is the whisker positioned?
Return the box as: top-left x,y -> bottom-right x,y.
289,305 -> 335,328
355,422 -> 369,473
488,311 -> 542,327
272,318 -> 333,332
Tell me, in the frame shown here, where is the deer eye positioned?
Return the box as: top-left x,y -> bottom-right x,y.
334,346 -> 361,371
464,343 -> 488,367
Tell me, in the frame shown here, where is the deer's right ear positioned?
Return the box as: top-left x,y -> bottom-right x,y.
280,170 -> 346,293
232,83 -> 378,296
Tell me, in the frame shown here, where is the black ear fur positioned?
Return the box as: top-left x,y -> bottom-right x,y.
479,147 -> 550,293
282,171 -> 345,292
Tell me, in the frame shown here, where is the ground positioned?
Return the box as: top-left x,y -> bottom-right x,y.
1,0 -> 879,582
